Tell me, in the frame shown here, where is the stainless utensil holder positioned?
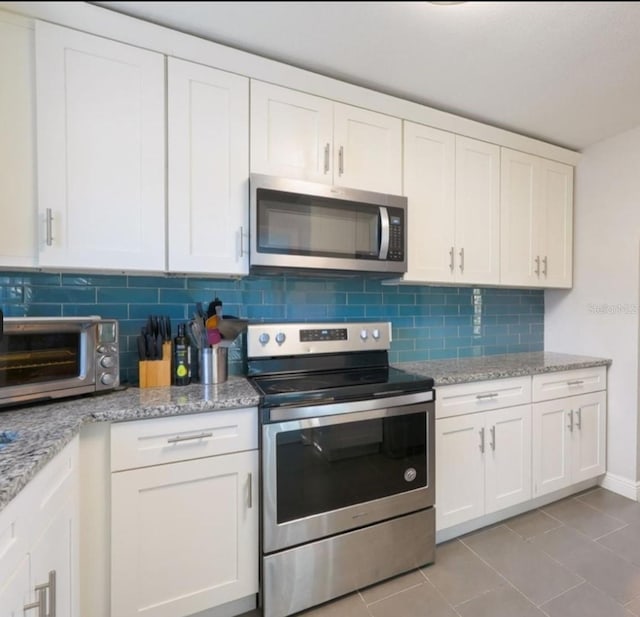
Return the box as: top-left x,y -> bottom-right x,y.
199,346 -> 228,384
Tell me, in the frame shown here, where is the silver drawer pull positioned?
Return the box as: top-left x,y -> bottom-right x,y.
476,392 -> 498,400
479,427 -> 485,453
567,380 -> 585,386
167,432 -> 213,444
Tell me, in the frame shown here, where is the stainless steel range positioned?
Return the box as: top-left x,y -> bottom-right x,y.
246,321 -> 436,617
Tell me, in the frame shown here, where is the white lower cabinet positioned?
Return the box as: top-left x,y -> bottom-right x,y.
532,390 -> 606,497
110,409 -> 259,617
436,405 -> 531,530
0,436 -> 79,617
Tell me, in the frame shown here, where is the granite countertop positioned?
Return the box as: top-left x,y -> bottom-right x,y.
0,351 -> 612,514
0,377 -> 260,513
395,351 -> 612,386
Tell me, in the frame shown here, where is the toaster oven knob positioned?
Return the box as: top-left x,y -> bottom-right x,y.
101,373 -> 116,386
97,344 -> 107,353
275,332 -> 286,345
360,329 -> 368,341
258,332 -> 270,346
372,328 -> 380,340
100,355 -> 116,368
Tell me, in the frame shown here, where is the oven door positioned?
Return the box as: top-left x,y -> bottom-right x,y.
0,319 -> 96,406
262,399 -> 434,554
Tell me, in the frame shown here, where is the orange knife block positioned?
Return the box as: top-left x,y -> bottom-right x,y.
139,341 -> 172,387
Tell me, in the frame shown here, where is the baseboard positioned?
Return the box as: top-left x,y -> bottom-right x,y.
600,472 -> 640,501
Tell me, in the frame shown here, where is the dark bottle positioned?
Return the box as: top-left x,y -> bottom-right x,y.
173,323 -> 191,386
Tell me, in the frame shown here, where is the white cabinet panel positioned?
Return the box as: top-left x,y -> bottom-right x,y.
0,555 -> 29,617
532,366 -> 606,402
167,57 -> 249,275
35,21 -> 165,271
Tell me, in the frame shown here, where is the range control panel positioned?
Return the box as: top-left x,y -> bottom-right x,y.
247,322 -> 392,358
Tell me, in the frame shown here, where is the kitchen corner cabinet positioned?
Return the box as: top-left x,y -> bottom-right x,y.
500,148 -> 573,288
110,408 -> 259,617
532,368 -> 606,497
250,80 -> 402,194
167,57 -> 249,275
35,21 -> 166,271
0,436 -> 79,617
0,12 -> 37,268
435,377 -> 532,530
401,122 -> 500,285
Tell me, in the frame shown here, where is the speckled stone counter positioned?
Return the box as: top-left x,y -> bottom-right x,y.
395,351 -> 611,386
0,377 -> 260,513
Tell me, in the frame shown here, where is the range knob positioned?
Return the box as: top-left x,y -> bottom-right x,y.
101,373 -> 116,385
360,329 -> 368,341
100,355 -> 115,368
258,332 -> 270,346
372,328 -> 381,340
275,332 -> 286,345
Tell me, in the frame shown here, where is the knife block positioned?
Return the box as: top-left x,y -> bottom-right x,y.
139,341 -> 172,388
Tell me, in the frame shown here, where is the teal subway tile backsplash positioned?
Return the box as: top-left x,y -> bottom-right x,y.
0,272 -> 544,384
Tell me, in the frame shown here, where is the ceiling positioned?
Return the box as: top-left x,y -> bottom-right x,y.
92,1 -> 640,152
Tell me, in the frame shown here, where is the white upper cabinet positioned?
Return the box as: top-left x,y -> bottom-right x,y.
401,123 -> 500,285
35,21 -> 165,271
501,148 -> 573,288
0,13 -> 37,268
250,80 -> 402,194
167,57 -> 249,275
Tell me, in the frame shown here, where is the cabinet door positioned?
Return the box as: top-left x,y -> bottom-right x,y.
500,148 -> 539,287
402,122 -> 456,282
532,399 -> 572,497
167,57 -> 249,275
250,80 -> 333,183
0,13 -> 37,268
436,414 -> 485,530
454,136 -> 500,285
0,555 -> 30,617
111,451 -> 259,617
35,21 -> 165,271
30,496 -> 77,617
571,391 -> 606,483
539,159 -> 573,288
484,406 -> 532,514
333,103 -> 402,194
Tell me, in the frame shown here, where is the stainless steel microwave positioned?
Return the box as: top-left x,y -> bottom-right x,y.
249,174 -> 407,275
0,316 -> 120,408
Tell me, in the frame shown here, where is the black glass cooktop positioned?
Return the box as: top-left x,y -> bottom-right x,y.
250,366 -> 434,409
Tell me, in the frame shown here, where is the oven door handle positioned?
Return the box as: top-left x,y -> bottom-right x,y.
378,206 -> 390,260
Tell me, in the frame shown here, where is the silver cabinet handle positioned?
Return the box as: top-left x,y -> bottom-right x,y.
490,425 -> 496,451
239,226 -> 245,257
576,408 -> 582,430
567,410 -> 574,432
476,392 -> 498,400
167,432 -> 213,444
479,427 -> 485,453
567,379 -> 584,386
542,256 -> 548,277
338,146 -> 344,176
534,255 -> 540,276
45,208 -> 54,247
323,143 -> 330,174
248,472 -> 253,509
459,247 -> 464,273
24,590 -> 46,616
28,571 -> 56,617
449,246 -> 454,272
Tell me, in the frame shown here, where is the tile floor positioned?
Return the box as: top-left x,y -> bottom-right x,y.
242,488 -> 640,617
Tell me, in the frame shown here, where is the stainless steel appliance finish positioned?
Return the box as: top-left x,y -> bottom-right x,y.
0,316 -> 120,408
249,174 -> 407,275
247,321 -> 435,617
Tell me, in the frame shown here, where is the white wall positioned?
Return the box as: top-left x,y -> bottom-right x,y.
545,125 -> 640,496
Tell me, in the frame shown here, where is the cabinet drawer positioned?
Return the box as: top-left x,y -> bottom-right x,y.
532,367 -> 606,402
436,377 -> 531,419
111,407 -> 258,472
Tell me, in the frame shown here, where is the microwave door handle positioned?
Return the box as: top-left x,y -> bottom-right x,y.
378,206 -> 390,260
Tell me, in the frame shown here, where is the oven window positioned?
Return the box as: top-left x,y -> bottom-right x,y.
275,412 -> 427,524
0,333 -> 81,387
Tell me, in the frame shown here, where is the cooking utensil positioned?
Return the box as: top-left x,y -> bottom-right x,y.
217,318 -> 248,341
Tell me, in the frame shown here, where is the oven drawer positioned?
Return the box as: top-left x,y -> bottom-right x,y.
532,367 -> 607,402
111,407 -> 258,471
436,377 -> 531,419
